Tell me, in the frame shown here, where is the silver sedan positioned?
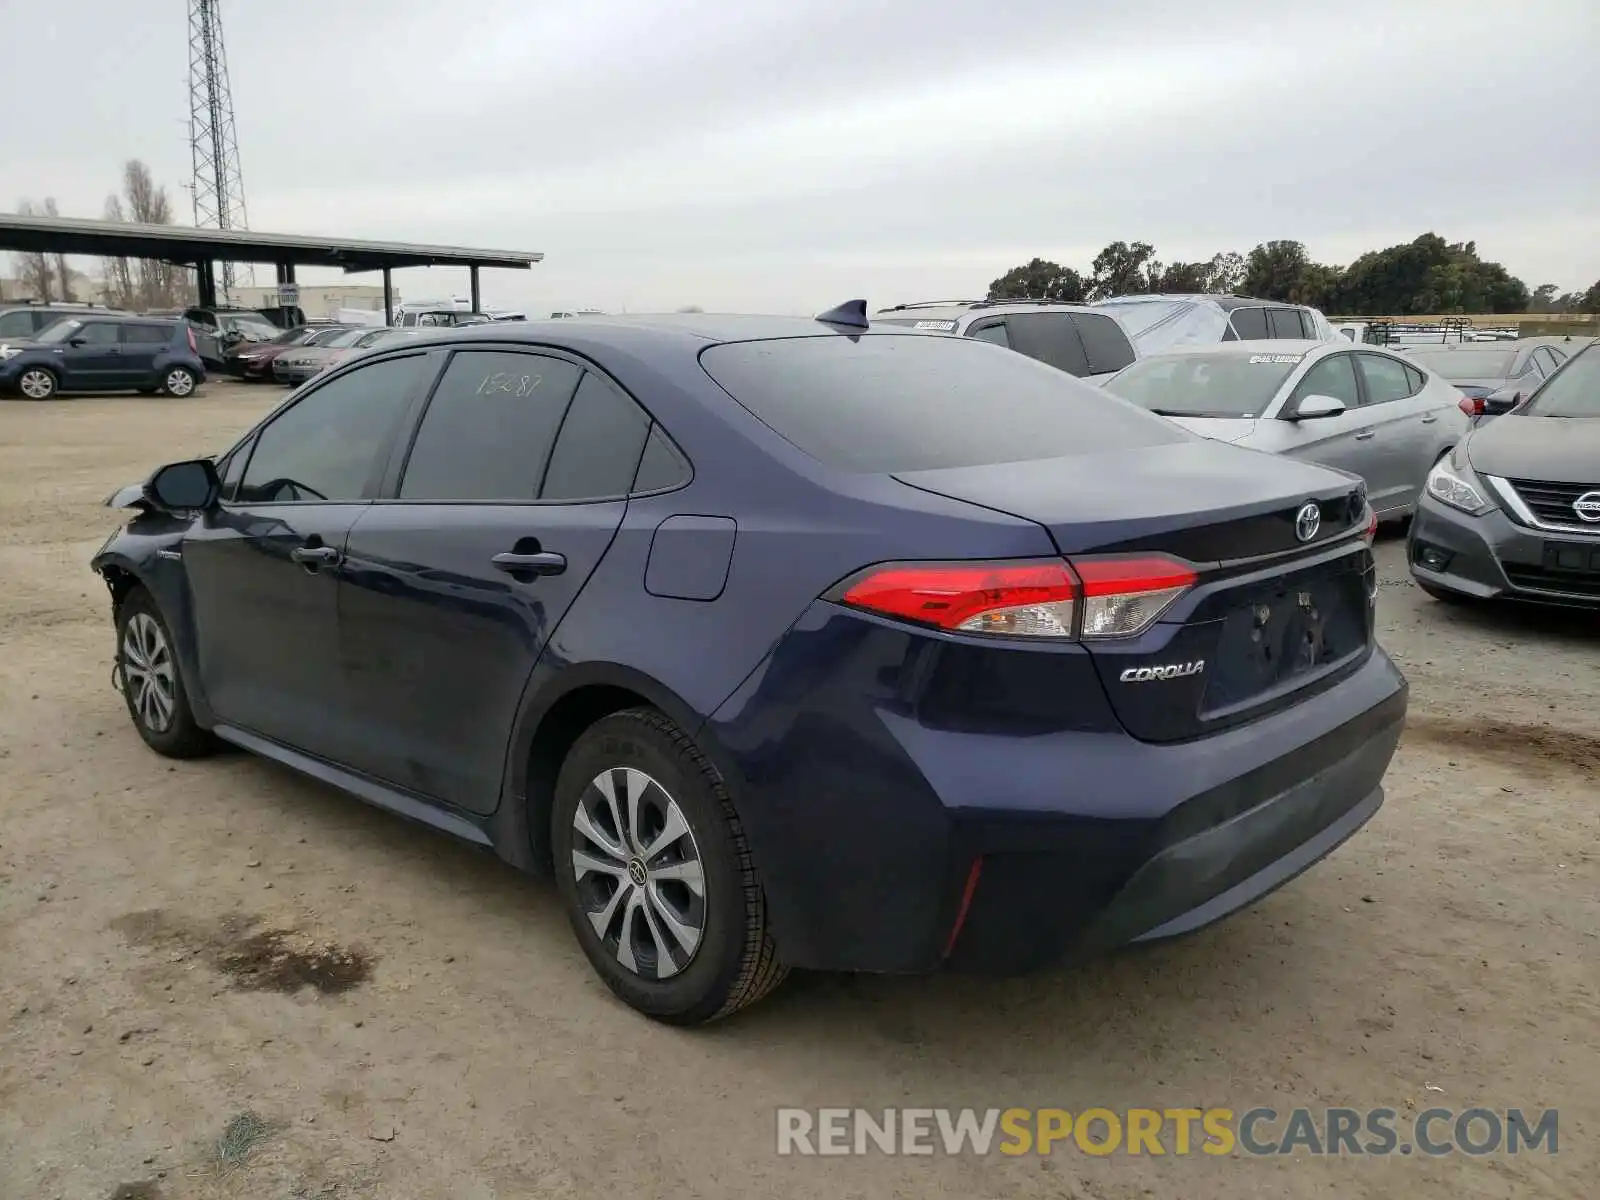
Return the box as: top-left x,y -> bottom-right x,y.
1103,340 -> 1472,520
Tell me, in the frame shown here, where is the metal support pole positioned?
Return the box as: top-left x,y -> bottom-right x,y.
469,265 -> 481,314
383,267 -> 394,326
197,260 -> 217,308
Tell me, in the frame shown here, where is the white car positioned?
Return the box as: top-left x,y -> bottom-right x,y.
1102,340 -> 1473,521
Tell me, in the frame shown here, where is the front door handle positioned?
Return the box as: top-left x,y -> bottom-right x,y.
1354,429 -> 1376,440
290,545 -> 341,567
1420,414 -> 1438,424
492,550 -> 566,577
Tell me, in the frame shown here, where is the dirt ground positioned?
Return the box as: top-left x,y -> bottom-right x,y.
1,384 -> 1595,1200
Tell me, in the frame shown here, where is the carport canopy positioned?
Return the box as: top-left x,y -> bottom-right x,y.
0,212 -> 543,322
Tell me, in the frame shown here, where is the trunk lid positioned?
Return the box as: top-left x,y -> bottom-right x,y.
892,441 -> 1375,741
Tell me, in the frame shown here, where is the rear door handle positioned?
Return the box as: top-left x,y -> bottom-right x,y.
1354,429 -> 1376,440
290,545 -> 341,567
1420,414 -> 1438,424
492,551 -> 567,577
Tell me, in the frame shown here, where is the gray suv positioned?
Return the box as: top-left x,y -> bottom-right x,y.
871,300 -> 1138,384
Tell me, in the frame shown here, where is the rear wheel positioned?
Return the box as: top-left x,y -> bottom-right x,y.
551,708 -> 787,1024
115,588 -> 217,758
16,367 -> 58,400
160,366 -> 197,397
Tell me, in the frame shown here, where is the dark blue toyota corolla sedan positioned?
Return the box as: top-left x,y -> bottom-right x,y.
91,308 -> 1406,1023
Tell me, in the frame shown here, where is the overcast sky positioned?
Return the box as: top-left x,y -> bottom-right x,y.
6,0 -> 1597,313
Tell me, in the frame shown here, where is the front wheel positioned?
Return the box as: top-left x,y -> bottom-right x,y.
114,588 -> 217,758
16,367 -> 58,400
160,366 -> 198,397
551,708 -> 787,1024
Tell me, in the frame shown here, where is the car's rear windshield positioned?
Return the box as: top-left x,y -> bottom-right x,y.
1402,348 -> 1514,379
1103,352 -> 1302,418
697,333 -> 1187,473
1523,345 -> 1599,418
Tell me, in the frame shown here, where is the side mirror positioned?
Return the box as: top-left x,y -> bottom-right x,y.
220,329 -> 245,346
143,458 -> 220,512
1286,394 -> 1346,421
68,336 -> 87,347
1483,391 -> 1524,416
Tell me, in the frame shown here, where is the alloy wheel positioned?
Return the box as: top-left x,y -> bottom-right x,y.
570,766 -> 706,980
122,612 -> 177,734
19,369 -> 54,399
165,369 -> 195,396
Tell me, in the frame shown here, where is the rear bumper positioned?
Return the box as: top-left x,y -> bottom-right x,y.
707,603 -> 1407,975
1408,491 -> 1600,607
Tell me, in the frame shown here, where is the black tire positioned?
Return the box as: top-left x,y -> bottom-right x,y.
1417,581 -> 1473,606
114,587 -> 217,759
159,366 -> 198,397
551,708 -> 787,1024
15,366 -> 58,400
136,386 -> 158,395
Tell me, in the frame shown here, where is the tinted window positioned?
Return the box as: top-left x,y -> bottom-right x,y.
1403,364 -> 1425,393
34,319 -> 83,344
1230,308 -> 1268,339
0,311 -> 34,338
1006,313 -> 1090,376
238,355 -> 426,503
1356,353 -> 1417,404
1291,353 -> 1360,409
699,334 -> 1186,473
121,324 -> 173,345
1514,352 -> 1540,378
1523,344 -> 1600,417
1267,308 -> 1305,339
1402,348 -> 1514,379
1106,352 -> 1303,418
968,321 -> 1010,348
399,350 -> 581,501
1071,313 -> 1136,374
77,323 -> 120,346
539,372 -> 653,501
633,425 -> 692,493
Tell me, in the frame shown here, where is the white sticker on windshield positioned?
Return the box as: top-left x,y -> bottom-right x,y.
1248,354 -> 1304,364
913,320 -> 958,331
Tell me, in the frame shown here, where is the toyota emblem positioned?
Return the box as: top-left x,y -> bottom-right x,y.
1294,502 -> 1322,542
1573,491 -> 1600,523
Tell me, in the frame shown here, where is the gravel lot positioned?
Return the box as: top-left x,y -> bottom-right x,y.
2,383 -> 1595,1200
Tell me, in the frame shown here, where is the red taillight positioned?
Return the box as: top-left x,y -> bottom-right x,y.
186,326 -> 197,353
836,553 -> 1197,640
1457,394 -> 1483,417
1364,508 -> 1378,544
840,560 -> 1079,637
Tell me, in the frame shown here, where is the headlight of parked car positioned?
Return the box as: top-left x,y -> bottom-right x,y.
1426,459 -> 1495,516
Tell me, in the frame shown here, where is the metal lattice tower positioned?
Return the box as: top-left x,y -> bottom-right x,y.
187,0 -> 251,294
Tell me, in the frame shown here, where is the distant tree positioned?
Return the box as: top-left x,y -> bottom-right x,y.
100,194 -> 138,309
12,199 -> 57,300
987,258 -> 1087,302
1583,280 -> 1600,314
1529,283 -> 1560,312
1241,240 -> 1313,302
39,197 -> 75,301
1553,290 -> 1587,312
1205,250 -> 1245,294
1149,261 -> 1212,293
1088,241 -> 1157,299
676,305 -> 703,313
102,160 -> 191,309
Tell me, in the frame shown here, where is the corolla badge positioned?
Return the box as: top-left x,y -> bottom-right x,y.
1120,660 -> 1205,683
1295,502 -> 1322,542
1572,491 -> 1600,523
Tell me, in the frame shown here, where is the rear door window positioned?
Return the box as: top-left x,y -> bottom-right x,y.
1070,313 -> 1136,374
967,320 -> 1011,348
538,372 -> 653,501
399,350 -> 582,501
1005,313 -> 1091,376
1355,353 -> 1418,405
120,324 -> 173,345
1229,308 -> 1269,340
1267,308 -> 1306,339
699,333 -> 1186,473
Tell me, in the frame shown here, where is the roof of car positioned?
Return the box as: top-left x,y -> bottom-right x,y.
1096,294 -> 1304,312
871,301 -> 1110,324
1143,339 -> 1332,359
429,312 -> 922,346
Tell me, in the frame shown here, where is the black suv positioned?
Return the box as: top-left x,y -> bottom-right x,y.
0,314 -> 207,400
0,302 -> 129,341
